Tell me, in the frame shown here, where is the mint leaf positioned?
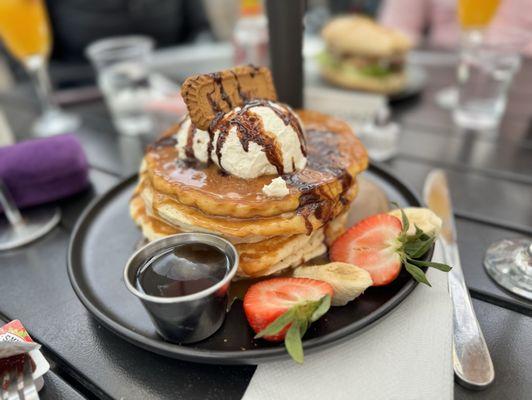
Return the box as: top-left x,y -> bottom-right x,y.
298,318 -> 309,337
405,262 -> 431,286
255,295 -> 331,364
404,239 -> 425,256
255,308 -> 295,339
397,206 -> 409,235
285,320 -> 304,364
310,295 -> 331,322
410,259 -> 452,272
409,236 -> 436,258
413,225 -> 430,241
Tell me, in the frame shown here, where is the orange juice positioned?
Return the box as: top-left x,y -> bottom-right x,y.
0,0 -> 51,61
458,0 -> 501,29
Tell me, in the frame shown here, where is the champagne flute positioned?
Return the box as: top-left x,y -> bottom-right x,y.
435,0 -> 501,110
484,239 -> 532,301
457,0 -> 501,46
0,0 -> 79,136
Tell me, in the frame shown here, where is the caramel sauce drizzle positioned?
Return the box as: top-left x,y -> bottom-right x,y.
151,136 -> 177,149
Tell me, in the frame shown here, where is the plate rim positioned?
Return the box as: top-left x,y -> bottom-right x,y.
67,162 -> 425,365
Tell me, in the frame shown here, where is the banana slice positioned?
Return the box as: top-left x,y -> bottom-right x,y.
293,262 -> 373,306
388,207 -> 442,237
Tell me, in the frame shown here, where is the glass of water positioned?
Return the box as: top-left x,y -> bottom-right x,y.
86,36 -> 155,136
453,39 -> 521,130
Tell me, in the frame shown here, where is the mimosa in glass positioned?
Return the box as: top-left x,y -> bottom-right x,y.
458,0 -> 501,29
0,0 -> 79,136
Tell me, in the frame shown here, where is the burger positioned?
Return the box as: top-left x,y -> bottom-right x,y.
318,15 -> 412,94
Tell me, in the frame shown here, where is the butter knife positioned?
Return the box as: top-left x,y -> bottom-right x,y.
423,169 -> 495,390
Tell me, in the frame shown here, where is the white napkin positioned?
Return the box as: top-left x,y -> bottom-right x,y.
243,241 -> 453,400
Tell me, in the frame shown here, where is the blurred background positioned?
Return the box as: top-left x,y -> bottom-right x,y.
1,0 -> 531,141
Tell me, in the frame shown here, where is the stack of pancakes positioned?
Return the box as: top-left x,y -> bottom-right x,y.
131,109 -> 368,278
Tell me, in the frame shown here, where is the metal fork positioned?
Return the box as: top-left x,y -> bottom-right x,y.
0,354 -> 39,400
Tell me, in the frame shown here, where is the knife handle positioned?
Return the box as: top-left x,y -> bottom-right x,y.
445,244 -> 495,390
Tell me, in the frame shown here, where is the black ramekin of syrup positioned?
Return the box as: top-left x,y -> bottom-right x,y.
124,233 -> 239,344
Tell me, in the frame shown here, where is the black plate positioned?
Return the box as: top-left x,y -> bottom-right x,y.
68,163 -> 430,365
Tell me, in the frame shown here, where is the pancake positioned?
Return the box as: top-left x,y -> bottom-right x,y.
131,194 -> 336,277
143,110 -> 367,219
138,174 -> 358,240
131,108 -> 368,278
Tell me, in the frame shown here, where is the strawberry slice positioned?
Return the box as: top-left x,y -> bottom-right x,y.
243,277 -> 333,342
330,213 -> 403,286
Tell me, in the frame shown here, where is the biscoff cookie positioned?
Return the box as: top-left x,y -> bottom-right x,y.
181,65 -> 277,130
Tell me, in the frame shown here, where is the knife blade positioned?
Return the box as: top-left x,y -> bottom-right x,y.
423,169 -> 495,390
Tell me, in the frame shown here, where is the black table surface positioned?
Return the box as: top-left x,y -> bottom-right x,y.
0,52 -> 531,400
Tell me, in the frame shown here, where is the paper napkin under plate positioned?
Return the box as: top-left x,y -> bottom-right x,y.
243,241 -> 453,400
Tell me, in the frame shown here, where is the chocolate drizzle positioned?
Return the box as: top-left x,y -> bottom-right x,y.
236,99 -> 307,159
234,99 -> 307,159
184,121 -> 196,159
248,64 -> 261,78
267,102 -> 307,157
210,72 -> 233,109
207,111 -> 226,165
229,70 -> 249,102
206,74 -> 223,114
282,129 -> 355,235
209,102 -> 285,175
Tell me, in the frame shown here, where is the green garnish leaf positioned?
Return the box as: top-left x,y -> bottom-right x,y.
409,236 -> 436,259
389,204 -> 451,286
399,207 -> 410,235
254,308 -> 295,339
310,295 -> 331,322
412,225 -> 430,241
404,239 -> 424,256
410,259 -> 453,272
298,318 -> 309,337
255,295 -> 331,364
285,321 -> 304,364
405,262 -> 432,287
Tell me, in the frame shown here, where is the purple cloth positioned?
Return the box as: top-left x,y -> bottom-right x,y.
0,134 -> 89,209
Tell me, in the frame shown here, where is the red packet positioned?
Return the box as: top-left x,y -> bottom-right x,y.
0,320 -> 40,376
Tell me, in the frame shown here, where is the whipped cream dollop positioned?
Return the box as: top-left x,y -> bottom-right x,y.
175,100 -> 307,183
175,116 -> 210,163
210,100 -> 307,179
262,176 -> 290,197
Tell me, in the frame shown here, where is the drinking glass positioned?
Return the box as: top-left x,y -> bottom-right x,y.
0,0 -> 79,136
86,36 -> 155,136
485,239 -> 532,301
458,0 -> 500,36
434,0 -> 501,112
452,41 -> 520,130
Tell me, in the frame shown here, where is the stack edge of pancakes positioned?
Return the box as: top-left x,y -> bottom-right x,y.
130,66 -> 368,279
